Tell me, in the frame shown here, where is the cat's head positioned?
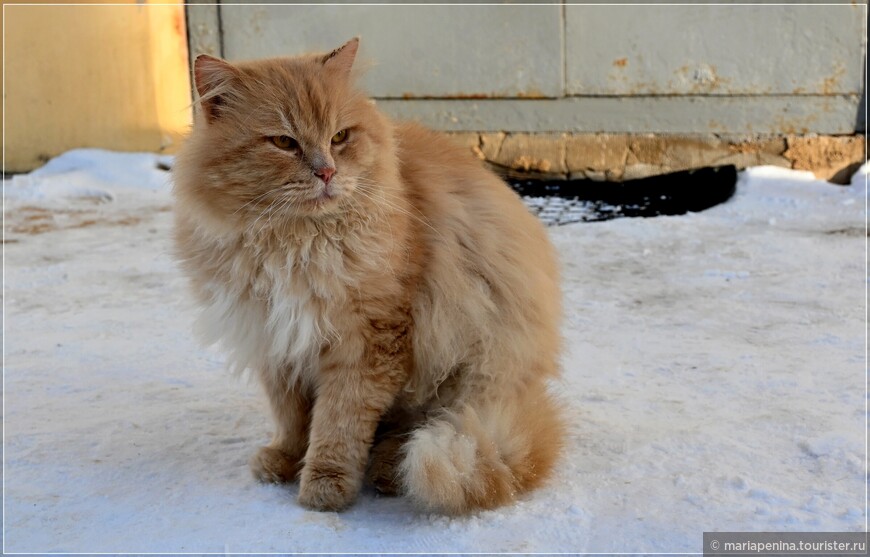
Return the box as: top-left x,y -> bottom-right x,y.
175,38 -> 394,228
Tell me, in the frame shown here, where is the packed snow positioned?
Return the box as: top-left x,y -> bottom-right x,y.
3,149 -> 867,553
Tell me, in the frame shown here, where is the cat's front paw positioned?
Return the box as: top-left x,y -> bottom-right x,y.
298,463 -> 359,511
250,446 -> 303,484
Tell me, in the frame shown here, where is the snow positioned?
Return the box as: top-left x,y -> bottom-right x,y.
5,149 -> 173,204
4,149 -> 867,553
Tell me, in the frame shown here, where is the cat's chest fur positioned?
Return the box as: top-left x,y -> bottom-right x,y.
195,225 -> 360,385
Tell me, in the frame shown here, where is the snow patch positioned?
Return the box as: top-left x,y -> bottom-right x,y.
3,152 -> 867,552
5,148 -> 172,202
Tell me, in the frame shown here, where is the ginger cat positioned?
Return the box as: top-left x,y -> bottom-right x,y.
173,38 -> 563,514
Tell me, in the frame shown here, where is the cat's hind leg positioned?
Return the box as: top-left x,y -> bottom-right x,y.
366,408 -> 424,495
250,372 -> 312,483
367,434 -> 405,496
399,381 -> 563,514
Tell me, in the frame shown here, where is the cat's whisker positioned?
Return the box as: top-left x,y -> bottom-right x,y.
341,189 -> 396,263
352,190 -> 417,233
272,193 -> 301,231
261,192 -> 303,236
353,183 -> 447,243
234,184 -> 306,236
354,178 -> 437,225
233,187 -> 286,216
350,185 -> 401,222
245,193 -> 291,238
266,193 -> 287,229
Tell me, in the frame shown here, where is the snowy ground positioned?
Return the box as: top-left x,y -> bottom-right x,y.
3,149 -> 867,553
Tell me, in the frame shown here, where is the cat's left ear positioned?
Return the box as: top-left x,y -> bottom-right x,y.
322,37 -> 360,75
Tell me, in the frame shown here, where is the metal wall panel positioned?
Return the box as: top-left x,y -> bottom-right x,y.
184,4 -> 867,134
220,4 -> 563,98
375,96 -> 860,135
565,5 -> 865,96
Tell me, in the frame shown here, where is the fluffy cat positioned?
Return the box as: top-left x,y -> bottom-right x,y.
173,38 -> 564,514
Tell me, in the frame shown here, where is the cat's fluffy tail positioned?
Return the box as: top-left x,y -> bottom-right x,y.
399,387 -> 563,514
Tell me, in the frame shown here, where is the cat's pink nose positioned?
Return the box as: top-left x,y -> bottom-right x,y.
314,166 -> 336,185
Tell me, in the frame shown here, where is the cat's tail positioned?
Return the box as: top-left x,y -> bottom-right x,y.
399,385 -> 563,514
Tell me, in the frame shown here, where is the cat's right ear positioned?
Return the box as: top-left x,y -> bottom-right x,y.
193,54 -> 239,124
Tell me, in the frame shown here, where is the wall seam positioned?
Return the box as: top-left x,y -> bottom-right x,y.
216,0 -> 225,59
561,0 -> 567,98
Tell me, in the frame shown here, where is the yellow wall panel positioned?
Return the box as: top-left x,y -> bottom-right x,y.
4,1 -> 192,172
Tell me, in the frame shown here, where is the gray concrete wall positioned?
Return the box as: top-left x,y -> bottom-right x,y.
187,2 -> 867,136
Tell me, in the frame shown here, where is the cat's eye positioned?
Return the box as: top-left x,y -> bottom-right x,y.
331,129 -> 349,144
271,135 -> 298,150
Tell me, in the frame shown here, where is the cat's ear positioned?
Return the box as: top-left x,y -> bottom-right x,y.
193,54 -> 239,123
322,37 -> 360,75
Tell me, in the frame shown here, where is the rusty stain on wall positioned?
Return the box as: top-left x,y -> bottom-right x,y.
401,91 -> 553,100
668,63 -> 737,94
820,64 -> 846,95
603,62 -> 747,95
402,92 -> 494,99
516,89 -> 549,99
598,50 -> 857,96
772,113 -> 815,136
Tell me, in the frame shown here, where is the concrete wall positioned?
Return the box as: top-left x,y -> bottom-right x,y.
4,1 -> 192,173
187,2 -> 866,136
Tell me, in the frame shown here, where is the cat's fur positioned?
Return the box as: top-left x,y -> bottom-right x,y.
173,38 -> 564,514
